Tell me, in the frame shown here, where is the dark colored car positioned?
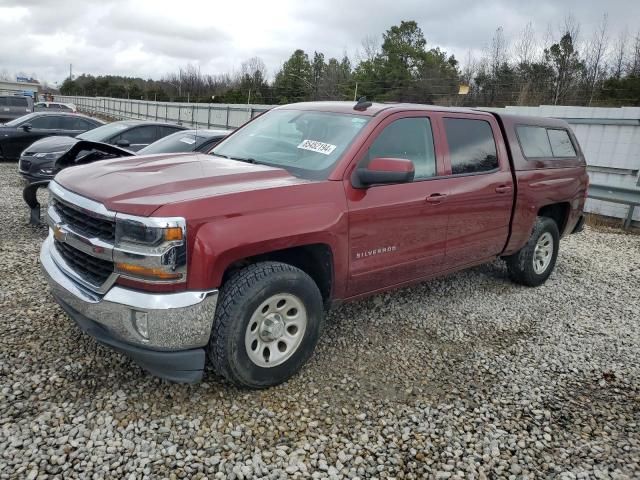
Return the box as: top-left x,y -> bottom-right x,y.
1,112 -> 103,161
18,120 -> 187,182
0,95 -> 33,122
138,129 -> 233,155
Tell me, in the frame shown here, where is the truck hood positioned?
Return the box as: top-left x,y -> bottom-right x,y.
54,153 -> 311,216
23,136 -> 78,154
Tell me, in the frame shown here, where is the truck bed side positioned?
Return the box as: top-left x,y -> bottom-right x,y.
488,112 -> 589,256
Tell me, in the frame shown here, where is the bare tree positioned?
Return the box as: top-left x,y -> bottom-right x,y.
460,50 -> 477,85
628,31 -> 640,77
584,14 -> 609,105
361,34 -> 381,63
611,28 -> 628,79
240,57 -> 267,80
489,26 -> 508,77
514,21 -> 537,66
0,69 -> 11,81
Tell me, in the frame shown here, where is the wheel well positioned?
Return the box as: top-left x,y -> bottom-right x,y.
538,203 -> 570,234
222,244 -> 334,304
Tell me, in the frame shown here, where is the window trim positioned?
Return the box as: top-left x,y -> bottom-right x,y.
442,116 -> 500,177
515,124 -> 578,160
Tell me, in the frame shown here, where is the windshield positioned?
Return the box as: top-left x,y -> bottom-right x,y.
139,131 -> 210,155
4,113 -> 38,127
77,122 -> 129,142
211,110 -> 370,179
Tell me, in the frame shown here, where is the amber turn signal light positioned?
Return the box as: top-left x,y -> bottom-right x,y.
164,227 -> 183,241
116,263 -> 182,281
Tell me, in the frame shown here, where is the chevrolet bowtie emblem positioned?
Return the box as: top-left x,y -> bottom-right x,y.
53,224 -> 66,242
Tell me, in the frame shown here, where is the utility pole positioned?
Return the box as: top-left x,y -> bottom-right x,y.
69,64 -> 72,81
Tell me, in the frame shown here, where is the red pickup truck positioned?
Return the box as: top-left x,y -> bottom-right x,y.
40,101 -> 588,387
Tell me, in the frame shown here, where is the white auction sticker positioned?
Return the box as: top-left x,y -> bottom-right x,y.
297,139 -> 337,155
179,137 -> 196,145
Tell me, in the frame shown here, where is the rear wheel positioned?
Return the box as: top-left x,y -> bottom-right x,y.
505,217 -> 560,287
208,261 -> 324,388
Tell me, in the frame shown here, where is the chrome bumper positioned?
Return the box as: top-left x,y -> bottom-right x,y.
40,234 -> 218,351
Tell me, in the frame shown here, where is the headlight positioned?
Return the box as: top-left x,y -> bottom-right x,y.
116,218 -> 183,247
114,215 -> 187,283
33,151 -> 66,160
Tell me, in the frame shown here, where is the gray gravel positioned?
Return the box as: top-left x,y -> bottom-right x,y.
1,161 -> 639,479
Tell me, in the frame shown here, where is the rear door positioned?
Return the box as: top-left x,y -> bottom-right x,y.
345,112 -> 449,296
437,113 -> 513,268
57,116 -> 89,137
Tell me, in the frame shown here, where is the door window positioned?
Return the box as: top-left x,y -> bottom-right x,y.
367,117 -> 437,181
115,126 -> 158,145
29,116 -> 57,129
443,118 -> 498,174
159,126 -> 182,138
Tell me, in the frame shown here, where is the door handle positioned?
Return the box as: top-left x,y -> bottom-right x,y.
495,185 -> 513,194
425,193 -> 447,204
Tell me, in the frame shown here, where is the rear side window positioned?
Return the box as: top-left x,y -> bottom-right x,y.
517,126 -> 576,158
0,97 -> 7,107
547,129 -> 576,157
443,118 -> 498,175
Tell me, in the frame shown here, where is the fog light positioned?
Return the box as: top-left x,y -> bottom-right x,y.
133,311 -> 149,340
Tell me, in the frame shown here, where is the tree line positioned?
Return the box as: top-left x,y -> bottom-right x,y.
59,17 -> 640,107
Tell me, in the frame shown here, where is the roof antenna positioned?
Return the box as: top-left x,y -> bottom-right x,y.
354,96 -> 372,111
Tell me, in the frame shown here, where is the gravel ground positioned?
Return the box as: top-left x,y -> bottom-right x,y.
1,161 -> 639,479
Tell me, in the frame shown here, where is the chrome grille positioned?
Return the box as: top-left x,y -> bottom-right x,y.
54,240 -> 114,286
52,198 -> 116,242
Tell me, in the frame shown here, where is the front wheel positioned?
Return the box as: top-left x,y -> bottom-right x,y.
208,261 -> 324,388
505,216 -> 560,287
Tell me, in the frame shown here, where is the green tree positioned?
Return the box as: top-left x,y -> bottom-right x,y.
273,49 -> 313,103
544,33 -> 585,104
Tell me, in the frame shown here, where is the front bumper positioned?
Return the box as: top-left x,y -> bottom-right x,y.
40,235 -> 218,383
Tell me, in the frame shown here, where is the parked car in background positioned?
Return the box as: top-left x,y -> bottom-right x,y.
18,120 -> 187,181
0,95 -> 34,122
138,128 -> 233,155
1,112 -> 103,161
39,101 -> 588,386
20,128 -> 231,183
34,102 -> 77,113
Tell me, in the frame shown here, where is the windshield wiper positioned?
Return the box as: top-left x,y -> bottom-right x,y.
212,152 -> 256,164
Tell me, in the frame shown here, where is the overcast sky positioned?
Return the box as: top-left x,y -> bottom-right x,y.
1,0 -> 638,85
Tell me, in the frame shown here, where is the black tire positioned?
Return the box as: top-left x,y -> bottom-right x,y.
208,261 -> 324,388
505,216 -> 560,287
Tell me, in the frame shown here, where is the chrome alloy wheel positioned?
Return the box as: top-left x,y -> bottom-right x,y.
245,293 -> 307,367
533,232 -> 554,274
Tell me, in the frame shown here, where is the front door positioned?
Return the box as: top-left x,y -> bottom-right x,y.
345,113 -> 449,297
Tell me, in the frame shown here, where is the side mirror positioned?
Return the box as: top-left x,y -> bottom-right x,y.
353,157 -> 415,188
116,139 -> 130,148
21,123 -> 32,132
